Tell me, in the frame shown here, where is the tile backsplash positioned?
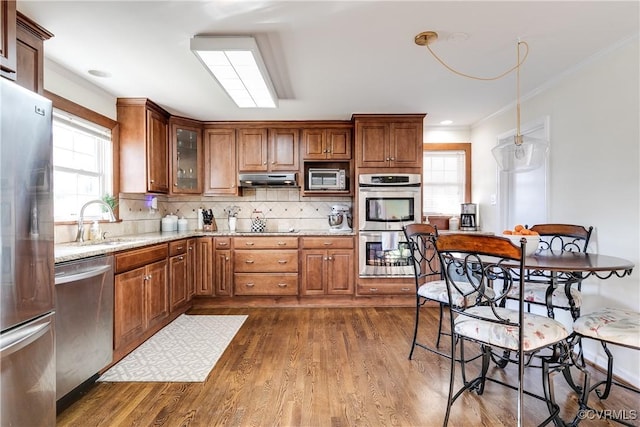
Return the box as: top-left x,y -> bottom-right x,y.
55,189 -> 352,243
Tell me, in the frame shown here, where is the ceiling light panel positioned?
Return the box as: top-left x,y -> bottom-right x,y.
191,36 -> 278,108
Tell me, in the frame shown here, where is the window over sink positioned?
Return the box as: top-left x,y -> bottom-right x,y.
48,92 -> 118,222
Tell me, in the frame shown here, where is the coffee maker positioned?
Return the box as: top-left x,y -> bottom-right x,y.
460,203 -> 477,231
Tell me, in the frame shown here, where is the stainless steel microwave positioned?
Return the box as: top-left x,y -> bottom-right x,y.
308,169 -> 346,190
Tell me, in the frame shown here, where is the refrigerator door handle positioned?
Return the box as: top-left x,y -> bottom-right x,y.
0,320 -> 52,358
54,264 -> 112,285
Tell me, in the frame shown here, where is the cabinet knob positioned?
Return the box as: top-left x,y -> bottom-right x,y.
328,256 -> 333,261
174,183 -> 178,186
263,162 -> 267,165
271,161 -> 275,164
390,157 -> 395,161
225,256 -> 229,261
150,179 -> 155,183
323,257 -> 328,261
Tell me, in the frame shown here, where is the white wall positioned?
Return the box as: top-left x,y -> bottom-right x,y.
44,59 -> 117,120
470,36 -> 640,384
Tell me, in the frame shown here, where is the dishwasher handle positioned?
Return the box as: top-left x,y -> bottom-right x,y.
55,265 -> 112,285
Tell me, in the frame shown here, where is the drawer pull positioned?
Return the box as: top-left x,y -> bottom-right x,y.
401,287 -> 411,292
369,288 -> 378,292
277,283 -> 287,288
245,242 -> 255,246
246,282 -> 255,287
323,242 -> 333,246
175,246 -> 184,251
218,242 -> 229,246
245,260 -> 255,264
277,241 -> 287,246
277,260 -> 288,264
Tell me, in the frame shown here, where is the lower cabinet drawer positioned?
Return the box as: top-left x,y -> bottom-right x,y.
234,250 -> 298,273
234,274 -> 298,295
357,283 -> 414,295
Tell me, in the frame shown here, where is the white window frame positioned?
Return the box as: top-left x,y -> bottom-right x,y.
423,143 -> 472,216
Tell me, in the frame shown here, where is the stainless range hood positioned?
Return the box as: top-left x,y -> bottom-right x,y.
238,173 -> 298,188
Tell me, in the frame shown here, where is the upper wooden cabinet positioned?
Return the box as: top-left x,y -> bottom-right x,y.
0,0 -> 17,79
353,114 -> 425,170
203,127 -> 238,195
301,126 -> 352,160
118,98 -> 170,194
1,6 -> 53,93
238,127 -> 299,172
15,12 -> 52,94
170,117 -> 202,195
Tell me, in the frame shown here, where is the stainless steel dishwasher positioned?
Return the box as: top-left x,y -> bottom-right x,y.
54,255 -> 114,407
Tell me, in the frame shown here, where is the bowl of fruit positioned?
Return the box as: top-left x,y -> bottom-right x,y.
502,225 -> 540,256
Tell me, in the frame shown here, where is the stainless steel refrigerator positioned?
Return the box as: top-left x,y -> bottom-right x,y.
0,78 -> 56,426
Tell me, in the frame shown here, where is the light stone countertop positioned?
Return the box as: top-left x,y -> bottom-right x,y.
55,229 -> 356,263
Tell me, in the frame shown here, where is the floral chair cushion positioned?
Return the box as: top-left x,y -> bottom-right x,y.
454,306 -> 570,352
418,280 -> 496,306
573,307 -> 640,349
507,281 -> 582,308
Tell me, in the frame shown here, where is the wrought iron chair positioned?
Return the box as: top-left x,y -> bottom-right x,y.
572,307 -> 640,424
403,224 -> 494,360
403,223 -> 446,359
435,234 -> 571,427
506,223 -> 593,321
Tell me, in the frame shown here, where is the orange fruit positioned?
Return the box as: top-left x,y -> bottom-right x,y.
504,230 -> 513,235
514,224 -> 524,232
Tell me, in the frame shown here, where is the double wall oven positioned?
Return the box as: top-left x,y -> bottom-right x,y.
358,173 -> 421,278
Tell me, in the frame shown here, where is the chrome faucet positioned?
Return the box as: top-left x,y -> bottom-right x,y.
76,199 -> 117,242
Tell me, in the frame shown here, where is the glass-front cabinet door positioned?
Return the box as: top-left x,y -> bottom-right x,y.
170,118 -> 202,194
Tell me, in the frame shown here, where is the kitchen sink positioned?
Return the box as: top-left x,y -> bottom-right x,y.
59,237 -> 148,248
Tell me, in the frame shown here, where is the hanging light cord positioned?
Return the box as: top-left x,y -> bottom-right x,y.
424,39 -> 529,143
424,40 -> 529,81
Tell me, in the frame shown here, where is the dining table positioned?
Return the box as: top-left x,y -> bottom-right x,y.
498,250 -> 635,426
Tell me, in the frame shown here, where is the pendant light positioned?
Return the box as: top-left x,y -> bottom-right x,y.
415,31 -> 549,173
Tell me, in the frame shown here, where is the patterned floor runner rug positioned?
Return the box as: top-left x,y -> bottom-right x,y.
98,314 -> 247,382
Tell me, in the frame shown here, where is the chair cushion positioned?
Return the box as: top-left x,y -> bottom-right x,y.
418,280 -> 496,306
507,281 -> 582,308
573,307 -> 640,349
454,306 -> 570,352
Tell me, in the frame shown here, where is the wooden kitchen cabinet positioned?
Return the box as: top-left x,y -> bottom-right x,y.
203,127 -> 238,195
300,236 -> 354,296
114,244 -> 169,354
238,127 -> 299,172
0,0 -> 17,80
213,237 -> 232,296
118,98 -> 170,194
301,126 -> 352,160
194,237 -> 213,296
233,236 -> 298,295
14,12 -> 52,94
353,114 -> 425,170
169,239 -> 188,312
186,238 -> 196,300
170,117 -> 202,194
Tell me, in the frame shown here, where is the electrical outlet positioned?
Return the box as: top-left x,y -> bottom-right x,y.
490,194 -> 497,205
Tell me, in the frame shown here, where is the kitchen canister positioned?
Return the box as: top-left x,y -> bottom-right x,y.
250,210 -> 266,232
161,213 -> 178,232
177,216 -> 188,232
449,216 -> 460,231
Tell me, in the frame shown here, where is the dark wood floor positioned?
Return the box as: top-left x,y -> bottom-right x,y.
56,306 -> 638,426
